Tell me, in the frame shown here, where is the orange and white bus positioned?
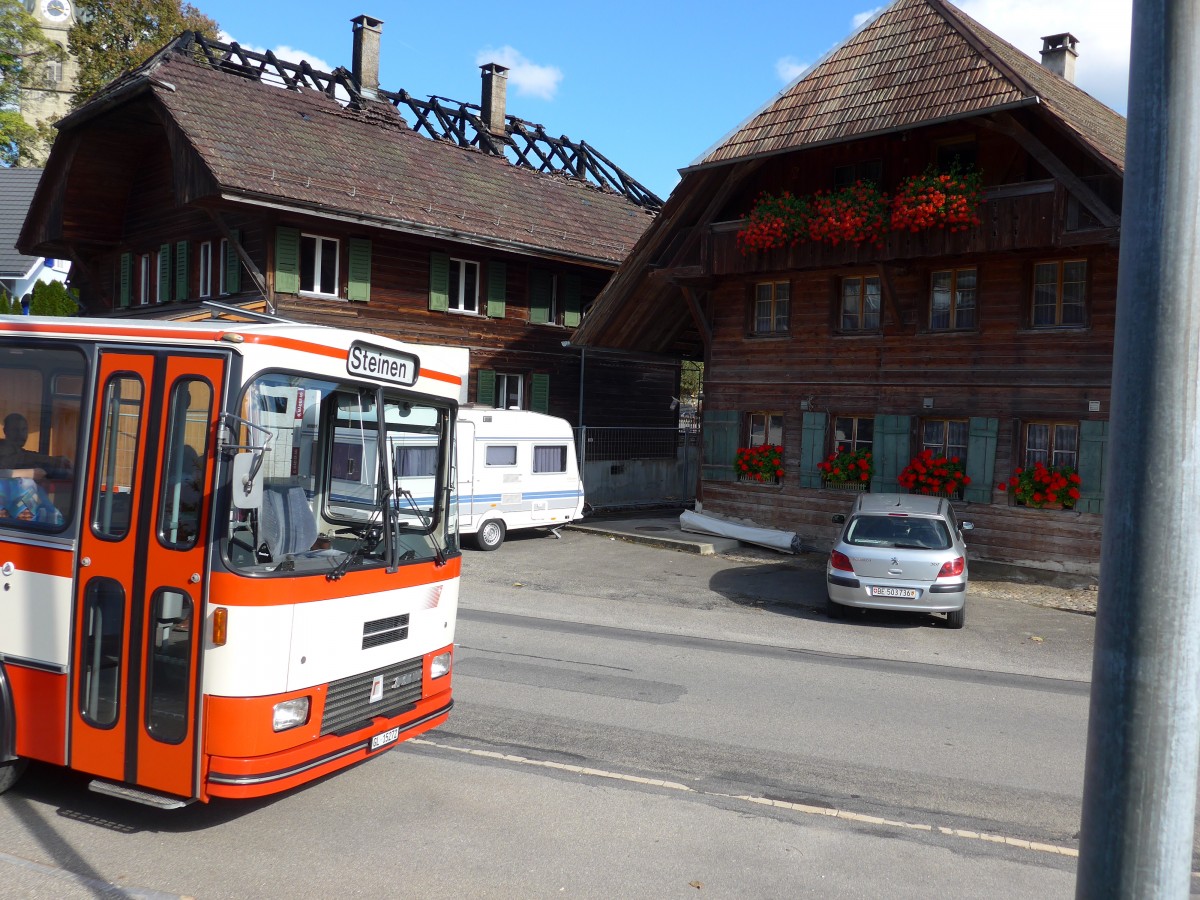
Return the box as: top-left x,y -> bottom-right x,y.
0,314 -> 468,807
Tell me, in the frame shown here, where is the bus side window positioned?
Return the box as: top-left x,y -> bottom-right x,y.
158,379 -> 213,549
91,376 -> 144,540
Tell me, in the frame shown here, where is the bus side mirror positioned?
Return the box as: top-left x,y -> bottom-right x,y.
832,514 -> 845,525
231,452 -> 264,509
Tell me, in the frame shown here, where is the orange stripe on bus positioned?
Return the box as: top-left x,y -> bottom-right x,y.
1,543 -> 73,579
0,320 -> 229,343
209,555 -> 461,606
8,666 -> 67,764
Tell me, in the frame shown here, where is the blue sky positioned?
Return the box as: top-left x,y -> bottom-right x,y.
195,0 -> 1132,201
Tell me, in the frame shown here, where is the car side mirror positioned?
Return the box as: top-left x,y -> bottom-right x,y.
961,521 -> 974,531
832,514 -> 845,525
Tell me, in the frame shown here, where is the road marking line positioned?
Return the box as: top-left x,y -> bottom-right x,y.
412,738 -> 1078,858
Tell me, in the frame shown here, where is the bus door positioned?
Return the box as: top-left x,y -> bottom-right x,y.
70,350 -> 225,801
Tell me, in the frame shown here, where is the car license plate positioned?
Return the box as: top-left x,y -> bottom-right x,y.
870,586 -> 920,599
370,726 -> 401,751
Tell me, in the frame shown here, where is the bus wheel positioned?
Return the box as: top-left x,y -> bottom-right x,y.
0,758 -> 28,795
474,519 -> 506,551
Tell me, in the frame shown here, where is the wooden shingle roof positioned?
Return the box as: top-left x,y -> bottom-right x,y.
48,36 -> 655,266
693,0 -> 1125,173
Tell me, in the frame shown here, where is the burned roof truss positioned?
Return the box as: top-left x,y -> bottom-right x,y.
177,33 -> 662,211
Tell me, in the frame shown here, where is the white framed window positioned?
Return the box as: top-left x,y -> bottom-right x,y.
139,253 -> 152,305
1024,422 -> 1079,469
485,445 -> 517,466
198,241 -> 213,298
753,282 -> 789,334
449,258 -> 480,313
218,239 -> 229,294
930,268 -> 976,330
840,276 -> 881,332
300,234 -> 339,296
533,445 -> 568,473
496,373 -> 523,410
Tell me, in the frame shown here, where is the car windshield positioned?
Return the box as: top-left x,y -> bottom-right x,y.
844,514 -> 951,550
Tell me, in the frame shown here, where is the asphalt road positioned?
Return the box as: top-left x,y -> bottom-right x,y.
0,529 -> 1107,898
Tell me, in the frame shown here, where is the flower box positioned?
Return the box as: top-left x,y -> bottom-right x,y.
824,480 -> 868,492
817,448 -> 873,490
735,444 -> 784,484
898,450 -> 970,500
998,462 -> 1081,509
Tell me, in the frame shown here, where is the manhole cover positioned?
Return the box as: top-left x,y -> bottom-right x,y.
635,525 -> 670,532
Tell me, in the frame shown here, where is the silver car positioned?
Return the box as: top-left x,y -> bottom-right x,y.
825,493 -> 972,628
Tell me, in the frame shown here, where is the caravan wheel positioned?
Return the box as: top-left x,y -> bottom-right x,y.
474,519 -> 506,551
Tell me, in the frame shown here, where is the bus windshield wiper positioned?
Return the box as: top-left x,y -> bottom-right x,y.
327,493 -> 387,582
394,487 -> 446,567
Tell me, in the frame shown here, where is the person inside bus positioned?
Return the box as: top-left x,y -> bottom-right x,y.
0,413 -> 73,480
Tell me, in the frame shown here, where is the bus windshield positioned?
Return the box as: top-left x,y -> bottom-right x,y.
223,372 -> 454,575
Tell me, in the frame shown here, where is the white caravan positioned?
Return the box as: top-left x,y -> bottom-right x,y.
455,407 -> 586,550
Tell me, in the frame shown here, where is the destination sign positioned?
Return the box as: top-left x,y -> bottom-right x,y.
347,342 -> 420,386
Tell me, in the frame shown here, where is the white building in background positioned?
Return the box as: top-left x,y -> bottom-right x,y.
20,0 -> 80,163
1,169 -> 68,307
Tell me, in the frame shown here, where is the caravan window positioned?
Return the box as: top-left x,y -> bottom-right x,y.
533,445 -> 568,473
485,445 -> 517,466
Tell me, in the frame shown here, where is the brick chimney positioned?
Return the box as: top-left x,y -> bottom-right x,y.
480,63 -> 509,136
1040,33 -> 1079,83
352,14 -> 384,99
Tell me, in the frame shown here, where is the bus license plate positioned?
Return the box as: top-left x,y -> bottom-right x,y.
370,726 -> 401,751
871,586 -> 919,599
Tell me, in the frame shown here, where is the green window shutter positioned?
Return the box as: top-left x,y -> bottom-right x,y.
157,243 -> 170,301
347,238 -> 372,302
118,252 -> 132,308
563,273 -> 581,327
477,369 -> 496,407
702,409 -> 740,482
486,262 -> 507,318
174,241 -> 190,301
275,227 -> 300,295
799,412 -> 829,488
964,417 -> 999,503
529,269 -> 552,324
531,374 -> 550,413
429,251 -> 449,311
871,415 -> 912,493
1075,419 -> 1109,513
801,415 -> 830,489
225,229 -> 241,294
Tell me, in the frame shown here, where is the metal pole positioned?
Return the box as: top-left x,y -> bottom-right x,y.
1077,0 -> 1200,894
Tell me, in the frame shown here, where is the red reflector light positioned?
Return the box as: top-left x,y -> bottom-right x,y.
938,557 -> 965,578
830,550 -> 854,572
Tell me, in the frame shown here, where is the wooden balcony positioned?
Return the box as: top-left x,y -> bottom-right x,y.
703,181 -> 1116,277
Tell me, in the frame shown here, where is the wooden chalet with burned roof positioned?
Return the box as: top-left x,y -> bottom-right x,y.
18,15 -> 675,429
574,0 -> 1125,575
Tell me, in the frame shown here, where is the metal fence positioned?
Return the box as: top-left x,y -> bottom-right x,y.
574,421 -> 701,510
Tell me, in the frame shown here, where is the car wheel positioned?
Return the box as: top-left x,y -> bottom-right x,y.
0,758 -> 27,795
826,596 -> 847,619
945,605 -> 965,629
474,519 -> 506,551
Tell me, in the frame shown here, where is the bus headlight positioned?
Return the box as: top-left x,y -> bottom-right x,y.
430,651 -> 452,679
273,697 -> 310,732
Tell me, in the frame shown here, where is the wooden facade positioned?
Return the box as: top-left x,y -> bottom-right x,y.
574,0 -> 1125,574
18,29 -> 679,430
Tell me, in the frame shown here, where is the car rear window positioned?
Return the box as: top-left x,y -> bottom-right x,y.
844,515 -> 951,550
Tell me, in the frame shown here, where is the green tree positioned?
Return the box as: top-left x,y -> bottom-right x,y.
0,0 -> 64,166
30,278 -> 77,316
69,0 -> 218,108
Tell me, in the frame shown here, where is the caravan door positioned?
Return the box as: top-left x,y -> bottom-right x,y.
456,419 -> 476,528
